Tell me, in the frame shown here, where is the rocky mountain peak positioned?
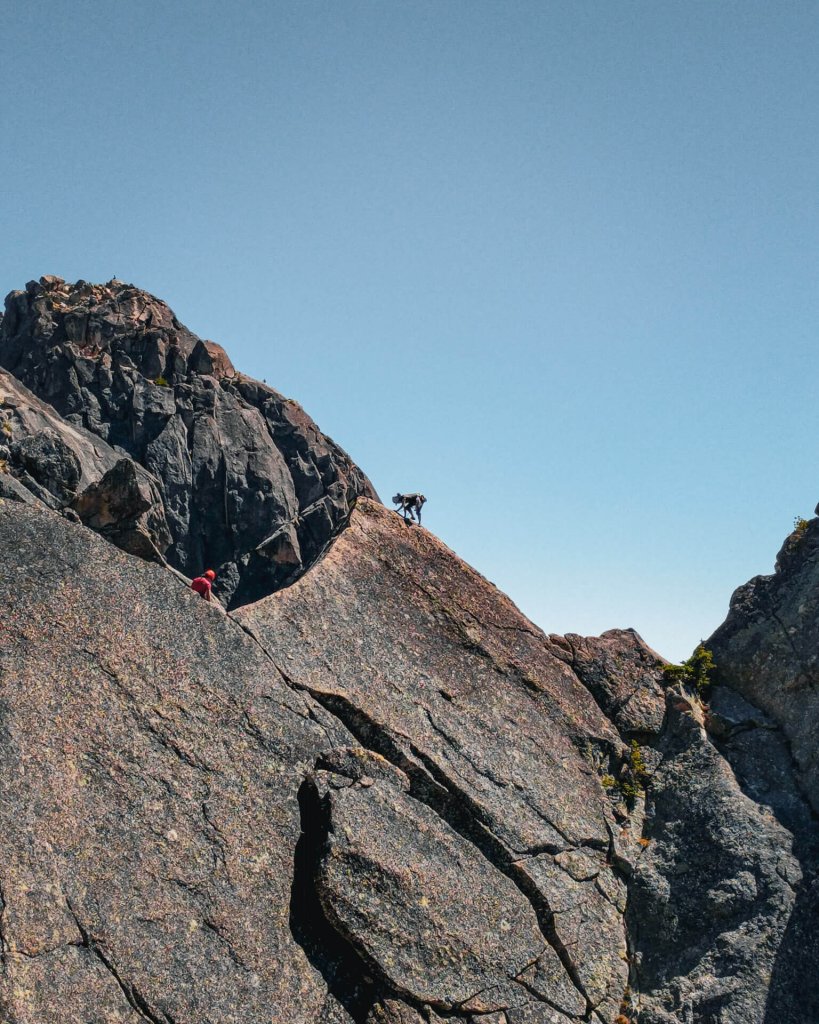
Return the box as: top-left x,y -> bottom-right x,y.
1,275 -> 233,385
0,276 -> 376,607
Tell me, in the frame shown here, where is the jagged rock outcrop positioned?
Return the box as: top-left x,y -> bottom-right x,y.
0,367 -> 171,557
0,276 -> 376,605
708,517 -> 819,812
1,277 -> 817,1024
704,516 -> 819,1023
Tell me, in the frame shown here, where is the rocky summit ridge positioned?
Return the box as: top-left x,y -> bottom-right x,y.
0,277 -> 818,1024
0,275 -> 375,607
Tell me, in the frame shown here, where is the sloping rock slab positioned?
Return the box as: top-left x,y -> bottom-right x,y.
237,500 -> 629,1017
0,501 -> 341,1024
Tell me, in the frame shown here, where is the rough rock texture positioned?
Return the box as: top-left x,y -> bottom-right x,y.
548,631 -> 668,738
703,517 -> 819,1022
0,502 -> 347,1024
237,501 -> 642,1024
0,276 -> 376,606
626,686 -> 819,1023
0,367 -> 171,556
2,277 -> 818,1024
236,500 -> 819,1024
708,517 -> 819,811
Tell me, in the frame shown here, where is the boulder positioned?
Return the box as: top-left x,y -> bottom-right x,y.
72,458 -> 172,562
10,430 -> 81,504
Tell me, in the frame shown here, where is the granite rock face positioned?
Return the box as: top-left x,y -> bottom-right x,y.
1,277 -> 817,1024
237,500 -> 819,1024
0,276 -> 376,606
0,502 -> 344,1024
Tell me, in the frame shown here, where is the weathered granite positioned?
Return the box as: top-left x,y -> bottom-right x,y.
0,501 -> 342,1024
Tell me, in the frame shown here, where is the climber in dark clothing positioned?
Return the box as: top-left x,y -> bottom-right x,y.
191,569 -> 216,601
393,493 -> 426,525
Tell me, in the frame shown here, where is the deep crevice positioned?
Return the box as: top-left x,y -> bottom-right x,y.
289,686 -> 594,1018
289,779 -> 381,1023
0,877 -> 8,965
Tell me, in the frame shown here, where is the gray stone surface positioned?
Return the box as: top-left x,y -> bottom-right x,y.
626,690 -> 818,1024
0,502 -> 336,1024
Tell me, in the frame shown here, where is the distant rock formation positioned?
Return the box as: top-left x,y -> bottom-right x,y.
0,275 -> 376,606
0,277 -> 817,1023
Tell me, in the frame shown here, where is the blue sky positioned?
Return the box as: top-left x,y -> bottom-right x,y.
3,1 -> 818,660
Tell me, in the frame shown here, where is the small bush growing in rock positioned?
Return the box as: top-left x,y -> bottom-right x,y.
600,743 -> 651,807
664,644 -> 716,696
620,778 -> 641,805
629,739 -> 649,783
792,516 -> 811,546
0,458 -> 7,473
1,421 -> 12,436
153,376 -> 170,388
615,740 -> 651,806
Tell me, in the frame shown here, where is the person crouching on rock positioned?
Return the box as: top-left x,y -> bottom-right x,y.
191,569 -> 216,601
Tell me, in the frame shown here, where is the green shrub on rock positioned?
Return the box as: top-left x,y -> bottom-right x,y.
664,643 -> 716,697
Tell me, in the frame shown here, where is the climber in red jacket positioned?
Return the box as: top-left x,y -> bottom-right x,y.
191,569 -> 216,601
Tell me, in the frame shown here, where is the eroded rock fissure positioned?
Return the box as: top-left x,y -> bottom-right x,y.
291,685 -> 594,1017
201,918 -> 248,971
226,608 -> 598,1015
289,780 -> 381,1023
66,900 -> 174,1024
512,957 -> 588,1020
201,784 -> 230,877
0,878 -> 8,964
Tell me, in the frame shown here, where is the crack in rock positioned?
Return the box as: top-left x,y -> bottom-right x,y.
66,899 -> 175,1024
284,684 -> 594,1017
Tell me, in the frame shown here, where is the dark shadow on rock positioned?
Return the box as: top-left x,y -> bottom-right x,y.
705,686 -> 819,1024
289,778 -> 379,1023
764,873 -> 819,1024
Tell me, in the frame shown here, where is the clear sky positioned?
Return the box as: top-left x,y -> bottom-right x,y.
3,1 -> 818,660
